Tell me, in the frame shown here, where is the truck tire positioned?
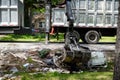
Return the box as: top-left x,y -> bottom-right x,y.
65,30 -> 80,45
85,30 -> 100,44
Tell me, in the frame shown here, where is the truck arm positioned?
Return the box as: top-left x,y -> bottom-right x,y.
66,0 -> 74,23
66,0 -> 74,33
53,0 -> 91,73
65,0 -> 79,46
44,0 -> 106,73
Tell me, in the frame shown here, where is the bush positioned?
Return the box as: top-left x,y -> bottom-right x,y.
38,48 -> 51,58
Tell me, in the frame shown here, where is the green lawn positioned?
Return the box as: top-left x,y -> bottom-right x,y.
49,35 -> 116,43
99,36 -> 116,42
0,34 -> 116,42
0,34 -> 45,42
15,71 -> 113,80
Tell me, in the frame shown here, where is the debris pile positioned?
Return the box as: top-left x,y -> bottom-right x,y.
0,48 -> 68,79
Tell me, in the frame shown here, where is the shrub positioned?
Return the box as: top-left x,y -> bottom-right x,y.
38,48 -> 51,58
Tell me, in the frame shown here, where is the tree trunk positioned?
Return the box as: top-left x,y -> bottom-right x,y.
113,1 -> 120,80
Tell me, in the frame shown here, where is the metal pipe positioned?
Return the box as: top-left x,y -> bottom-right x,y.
45,0 -> 51,44
66,0 -> 74,22
66,0 -> 74,31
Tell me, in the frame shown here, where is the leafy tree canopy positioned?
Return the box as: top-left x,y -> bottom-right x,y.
25,0 -> 65,7
24,0 -> 65,13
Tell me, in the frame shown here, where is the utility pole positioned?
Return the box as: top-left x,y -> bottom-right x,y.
45,0 -> 51,44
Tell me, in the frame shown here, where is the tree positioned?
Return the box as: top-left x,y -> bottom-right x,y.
51,0 -> 65,5
24,0 -> 64,27
113,1 -> 120,80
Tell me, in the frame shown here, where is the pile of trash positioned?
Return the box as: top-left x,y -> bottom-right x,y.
0,48 -> 67,79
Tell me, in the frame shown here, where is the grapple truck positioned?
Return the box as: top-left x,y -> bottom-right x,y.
51,0 -> 118,44
45,0 -> 107,73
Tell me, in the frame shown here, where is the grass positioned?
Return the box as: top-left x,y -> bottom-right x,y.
14,71 -> 113,80
99,36 -> 116,42
13,62 -> 114,80
0,33 -> 116,42
0,34 -> 46,42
